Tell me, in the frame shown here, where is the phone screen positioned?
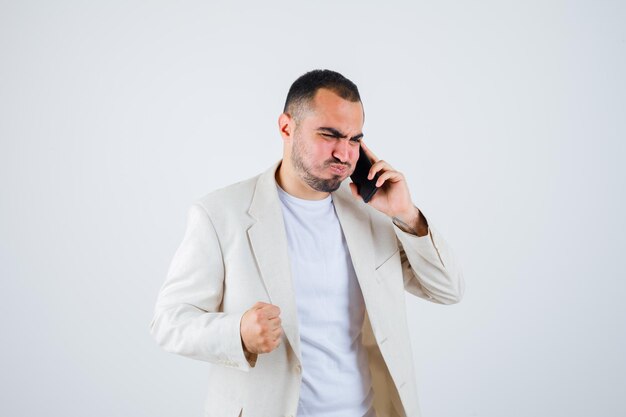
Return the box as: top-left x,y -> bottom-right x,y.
350,145 -> 380,203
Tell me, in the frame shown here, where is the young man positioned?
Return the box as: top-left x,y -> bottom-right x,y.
150,69 -> 464,417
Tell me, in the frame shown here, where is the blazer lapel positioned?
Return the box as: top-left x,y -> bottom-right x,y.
247,161 -> 302,364
331,184 -> 379,318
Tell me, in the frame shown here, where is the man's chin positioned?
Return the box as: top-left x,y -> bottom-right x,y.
306,175 -> 344,193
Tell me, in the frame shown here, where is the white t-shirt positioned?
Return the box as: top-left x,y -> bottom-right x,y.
277,185 -> 375,417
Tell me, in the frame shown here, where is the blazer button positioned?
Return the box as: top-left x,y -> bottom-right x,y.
294,364 -> 302,374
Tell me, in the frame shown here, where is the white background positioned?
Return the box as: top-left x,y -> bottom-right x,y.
1,1 -> 625,416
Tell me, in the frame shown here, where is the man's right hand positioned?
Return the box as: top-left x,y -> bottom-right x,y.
240,301 -> 283,354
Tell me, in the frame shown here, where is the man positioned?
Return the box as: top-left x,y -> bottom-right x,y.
150,69 -> 464,417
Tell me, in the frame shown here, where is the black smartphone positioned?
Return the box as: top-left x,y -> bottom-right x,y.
350,145 -> 380,203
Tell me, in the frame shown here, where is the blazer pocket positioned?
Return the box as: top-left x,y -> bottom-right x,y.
375,248 -> 400,271
374,248 -> 401,283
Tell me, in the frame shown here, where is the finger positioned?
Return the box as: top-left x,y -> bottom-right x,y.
375,170 -> 403,188
360,141 -> 379,163
252,301 -> 268,310
270,336 -> 281,351
272,326 -> 283,340
368,159 -> 393,180
262,304 -> 281,319
268,316 -> 282,328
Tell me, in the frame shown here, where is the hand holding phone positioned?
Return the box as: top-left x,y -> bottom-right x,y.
350,144 -> 380,203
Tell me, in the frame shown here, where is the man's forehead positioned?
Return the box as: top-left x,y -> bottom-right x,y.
307,89 -> 363,122
305,111 -> 363,131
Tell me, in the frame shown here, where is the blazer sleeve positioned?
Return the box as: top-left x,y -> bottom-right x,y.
150,203 -> 254,371
393,214 -> 465,305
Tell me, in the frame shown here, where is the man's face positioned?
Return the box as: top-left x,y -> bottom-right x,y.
289,88 -> 364,193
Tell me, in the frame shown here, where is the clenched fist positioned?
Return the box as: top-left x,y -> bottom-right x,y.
240,301 -> 283,354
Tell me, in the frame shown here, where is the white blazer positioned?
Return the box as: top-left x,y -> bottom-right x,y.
150,161 -> 464,417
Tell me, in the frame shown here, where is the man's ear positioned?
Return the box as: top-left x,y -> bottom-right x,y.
278,113 -> 294,141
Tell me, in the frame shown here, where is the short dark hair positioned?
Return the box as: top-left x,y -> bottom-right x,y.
283,69 -> 361,121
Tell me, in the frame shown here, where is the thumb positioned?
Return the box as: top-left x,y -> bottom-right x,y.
251,301 -> 267,310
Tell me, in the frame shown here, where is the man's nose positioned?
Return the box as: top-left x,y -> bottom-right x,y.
332,140 -> 351,163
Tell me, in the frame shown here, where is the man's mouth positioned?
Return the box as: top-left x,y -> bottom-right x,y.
328,164 -> 349,175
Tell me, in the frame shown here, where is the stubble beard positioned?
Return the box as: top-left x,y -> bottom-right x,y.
291,134 -> 348,193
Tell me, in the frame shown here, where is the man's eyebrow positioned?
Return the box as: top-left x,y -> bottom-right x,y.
317,127 -> 364,141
